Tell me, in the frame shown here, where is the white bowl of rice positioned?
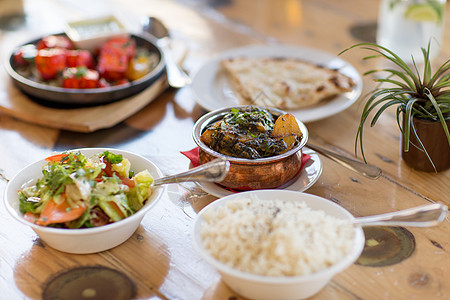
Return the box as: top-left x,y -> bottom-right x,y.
192,190 -> 365,300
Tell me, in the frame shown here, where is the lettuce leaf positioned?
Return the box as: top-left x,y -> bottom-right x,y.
127,170 -> 153,211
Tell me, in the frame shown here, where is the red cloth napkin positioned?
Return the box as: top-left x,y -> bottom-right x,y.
181,147 -> 201,167
181,147 -> 311,191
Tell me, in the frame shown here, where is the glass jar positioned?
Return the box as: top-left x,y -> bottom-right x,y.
376,0 -> 447,63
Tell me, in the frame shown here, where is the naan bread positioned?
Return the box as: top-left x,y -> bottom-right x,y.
221,57 -> 356,109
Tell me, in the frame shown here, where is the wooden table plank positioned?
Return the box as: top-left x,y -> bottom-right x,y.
0,0 -> 448,299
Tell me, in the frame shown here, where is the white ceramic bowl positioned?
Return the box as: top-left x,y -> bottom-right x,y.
65,15 -> 128,52
3,148 -> 166,254
192,190 -> 365,300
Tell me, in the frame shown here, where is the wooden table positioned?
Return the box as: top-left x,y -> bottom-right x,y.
0,0 -> 449,299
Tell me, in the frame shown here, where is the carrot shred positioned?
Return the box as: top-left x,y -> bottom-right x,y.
24,212 -> 39,224
37,197 -> 87,226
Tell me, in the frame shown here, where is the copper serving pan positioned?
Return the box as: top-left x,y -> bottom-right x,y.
192,106 -> 309,190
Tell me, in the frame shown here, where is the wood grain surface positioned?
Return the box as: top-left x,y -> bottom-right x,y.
0,0 -> 448,299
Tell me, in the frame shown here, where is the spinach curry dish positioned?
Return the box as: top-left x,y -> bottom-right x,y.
200,106 -> 303,159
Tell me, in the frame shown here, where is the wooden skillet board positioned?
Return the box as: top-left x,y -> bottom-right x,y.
0,73 -> 168,132
0,32 -> 169,132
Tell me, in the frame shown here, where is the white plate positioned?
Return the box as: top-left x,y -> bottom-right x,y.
191,45 -> 363,123
196,148 -> 322,198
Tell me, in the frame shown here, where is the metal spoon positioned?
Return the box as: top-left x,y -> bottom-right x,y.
306,142 -> 382,180
142,16 -> 192,88
352,203 -> 448,227
153,158 -> 229,186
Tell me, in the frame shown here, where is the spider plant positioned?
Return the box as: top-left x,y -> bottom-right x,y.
340,42 -> 450,171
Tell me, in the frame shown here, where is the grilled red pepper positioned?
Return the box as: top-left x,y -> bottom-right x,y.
12,44 -> 37,66
66,50 -> 95,68
96,46 -> 128,82
97,78 -> 111,88
35,48 -> 67,80
103,36 -> 136,61
37,35 -> 74,50
96,36 -> 136,82
62,67 -> 100,89
113,78 -> 130,86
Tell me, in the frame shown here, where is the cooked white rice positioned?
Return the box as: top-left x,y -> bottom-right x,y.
200,195 -> 355,277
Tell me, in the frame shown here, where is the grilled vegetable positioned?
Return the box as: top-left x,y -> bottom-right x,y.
103,36 -> 136,61
126,54 -> 153,81
12,44 -> 37,66
37,35 -> 74,50
97,46 -> 128,81
14,34 -> 158,89
62,67 -> 100,89
66,50 -> 95,68
35,48 -> 67,80
97,36 -> 136,81
272,113 -> 303,150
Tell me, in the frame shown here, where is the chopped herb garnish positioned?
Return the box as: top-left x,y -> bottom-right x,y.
102,151 -> 123,164
201,106 -> 288,159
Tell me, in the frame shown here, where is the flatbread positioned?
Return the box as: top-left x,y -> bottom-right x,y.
221,57 -> 356,109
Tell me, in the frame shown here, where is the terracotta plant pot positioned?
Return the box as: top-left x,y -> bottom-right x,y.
401,114 -> 450,172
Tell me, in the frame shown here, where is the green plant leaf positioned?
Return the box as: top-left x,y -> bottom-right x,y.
420,43 -> 432,85
396,106 -> 404,135
424,88 -> 450,145
358,44 -> 420,86
403,98 -> 419,151
371,99 -> 404,126
375,78 -> 411,90
341,42 -> 450,167
378,69 -> 417,90
409,120 -> 437,172
429,59 -> 450,87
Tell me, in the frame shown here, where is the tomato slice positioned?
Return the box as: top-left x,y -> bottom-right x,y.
120,176 -> 135,188
100,157 -> 135,187
35,48 -> 67,80
45,153 -> 70,162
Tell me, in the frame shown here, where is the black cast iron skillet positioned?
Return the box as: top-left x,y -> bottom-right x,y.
5,33 -> 165,108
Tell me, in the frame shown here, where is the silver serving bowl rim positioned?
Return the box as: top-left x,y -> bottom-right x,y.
193,106 -> 309,164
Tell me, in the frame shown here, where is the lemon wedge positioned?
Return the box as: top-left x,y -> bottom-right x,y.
404,3 -> 442,23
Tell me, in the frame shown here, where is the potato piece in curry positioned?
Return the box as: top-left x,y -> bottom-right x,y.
200,106 -> 303,159
272,113 -> 303,150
